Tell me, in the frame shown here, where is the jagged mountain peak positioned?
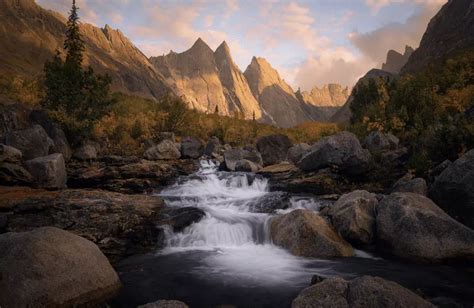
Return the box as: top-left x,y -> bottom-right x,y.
215,41 -> 232,62
190,37 -> 212,52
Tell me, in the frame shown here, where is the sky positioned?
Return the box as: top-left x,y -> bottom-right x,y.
37,0 -> 447,90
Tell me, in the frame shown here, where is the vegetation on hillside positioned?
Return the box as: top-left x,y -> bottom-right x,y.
349,49 -> 474,175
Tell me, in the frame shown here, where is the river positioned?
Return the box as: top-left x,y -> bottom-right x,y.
111,161 -> 473,307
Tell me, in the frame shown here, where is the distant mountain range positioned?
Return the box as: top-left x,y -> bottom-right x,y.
0,0 -> 348,127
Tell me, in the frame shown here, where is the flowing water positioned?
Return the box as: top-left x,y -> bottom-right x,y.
112,161 -> 474,308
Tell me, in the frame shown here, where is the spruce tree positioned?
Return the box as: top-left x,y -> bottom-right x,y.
43,0 -> 114,142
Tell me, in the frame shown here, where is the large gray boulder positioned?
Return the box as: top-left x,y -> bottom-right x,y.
363,131 -> 399,152
224,148 -> 263,171
429,149 -> 474,228
0,227 -> 121,307
326,190 -> 378,246
0,144 -> 22,163
4,125 -> 54,160
203,136 -> 221,156
287,143 -> 310,164
256,134 -> 292,166
376,192 -> 474,262
234,159 -> 260,172
270,209 -> 354,258
298,131 -> 371,175
180,136 -> 204,159
25,153 -> 67,189
292,276 -> 434,308
144,139 -> 181,160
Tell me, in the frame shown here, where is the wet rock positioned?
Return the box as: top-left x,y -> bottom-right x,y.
310,275 -> 326,285
204,136 -> 221,156
25,153 -> 67,189
247,191 -> 290,213
0,227 -> 121,307
159,207 -> 206,232
270,209 -> 354,258
392,176 -> 428,195
326,190 -> 378,246
235,159 -> 260,172
0,187 -> 166,262
363,131 -> 399,152
293,276 -> 435,308
144,139 -> 181,160
298,131 -> 371,175
256,134 -> 292,166
0,162 -> 33,185
138,300 -> 189,308
376,192 -> 474,263
73,143 -> 98,161
429,149 -> 474,228
287,143 -> 310,164
0,144 -> 22,163
224,148 -> 263,171
181,136 -> 204,159
4,125 -> 54,160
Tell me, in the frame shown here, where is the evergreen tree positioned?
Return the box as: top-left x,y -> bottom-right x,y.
42,0 -> 114,142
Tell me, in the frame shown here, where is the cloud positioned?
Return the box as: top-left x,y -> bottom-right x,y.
365,0 -> 446,13
350,1 -> 446,65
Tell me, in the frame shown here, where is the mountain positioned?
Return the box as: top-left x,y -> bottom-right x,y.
382,46 -> 414,74
401,0 -> 474,73
243,57 -> 314,127
330,69 -> 393,123
295,84 -> 349,120
0,0 -> 170,99
150,39 -> 262,119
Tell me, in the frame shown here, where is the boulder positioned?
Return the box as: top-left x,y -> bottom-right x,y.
0,163 -> 33,185
223,148 -> 263,171
363,131 -> 399,152
0,144 -> 22,163
144,140 -> 181,160
4,125 -> 54,160
0,227 -> 121,307
25,153 -> 67,189
429,149 -> 474,228
180,136 -> 204,159
204,136 -> 221,156
326,190 -> 378,246
234,159 -> 260,172
287,143 -> 310,164
292,276 -> 434,308
392,176 -> 428,195
298,131 -> 371,175
73,143 -> 98,161
138,300 -> 189,308
270,209 -> 354,258
256,134 -> 292,166
158,207 -> 206,232
376,192 -> 474,262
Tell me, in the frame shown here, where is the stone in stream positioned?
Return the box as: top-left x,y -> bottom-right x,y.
181,136 -> 204,159
256,134 -> 292,166
158,207 -> 206,232
223,148 -> 263,171
429,149 -> 474,229
325,190 -> 378,247
0,227 -> 121,307
270,209 -> 354,258
234,159 -> 260,172
287,143 -> 310,164
376,192 -> 474,263
292,276 -> 435,308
